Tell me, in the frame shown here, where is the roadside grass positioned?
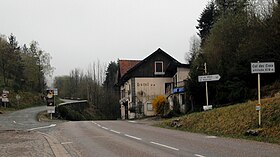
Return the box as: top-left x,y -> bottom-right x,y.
158,94 -> 280,144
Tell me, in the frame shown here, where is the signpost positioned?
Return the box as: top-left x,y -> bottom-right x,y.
198,63 -> 221,111
2,90 -> 9,107
46,89 -> 55,119
251,61 -> 275,126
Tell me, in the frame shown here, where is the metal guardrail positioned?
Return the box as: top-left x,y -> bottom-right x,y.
58,99 -> 88,106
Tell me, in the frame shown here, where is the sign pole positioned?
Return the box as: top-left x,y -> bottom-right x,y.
258,73 -> 261,126
204,63 -> 209,106
251,61 -> 275,127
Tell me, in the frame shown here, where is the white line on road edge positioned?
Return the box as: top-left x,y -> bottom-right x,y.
194,154 -> 206,157
150,141 -> 179,151
61,142 -> 73,145
101,126 -> 109,130
128,121 -> 136,123
27,124 -> 56,131
124,134 -> 142,141
110,129 -> 121,134
92,121 -> 97,125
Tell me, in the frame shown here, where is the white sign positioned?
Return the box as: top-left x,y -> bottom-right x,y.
2,98 -> 9,102
3,90 -> 9,94
54,88 -> 58,96
198,74 -> 221,82
2,92 -> 9,102
47,106 -> 55,113
203,105 -> 213,111
251,62 -> 275,74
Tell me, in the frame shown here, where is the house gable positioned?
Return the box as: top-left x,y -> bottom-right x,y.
118,48 -> 188,85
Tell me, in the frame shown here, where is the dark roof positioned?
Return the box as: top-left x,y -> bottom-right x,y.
118,60 -> 141,78
118,48 -> 189,85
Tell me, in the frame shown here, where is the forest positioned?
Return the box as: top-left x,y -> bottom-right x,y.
54,62 -> 119,120
186,0 -> 280,109
0,34 -> 53,108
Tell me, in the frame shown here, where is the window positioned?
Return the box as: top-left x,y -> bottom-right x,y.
154,61 -> 165,75
147,103 -> 153,111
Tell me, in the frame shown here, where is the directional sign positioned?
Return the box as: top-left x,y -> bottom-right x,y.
251,62 -> 275,74
198,74 -> 221,82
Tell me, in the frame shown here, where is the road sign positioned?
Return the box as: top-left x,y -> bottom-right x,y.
46,89 -> 54,106
47,106 -> 55,113
251,62 -> 275,74
2,93 -> 9,102
54,88 -> 58,96
198,74 -> 221,82
203,105 -> 213,111
256,104 -> 261,111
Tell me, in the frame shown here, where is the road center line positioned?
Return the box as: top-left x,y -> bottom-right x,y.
194,154 -> 206,157
150,141 -> 179,151
110,129 -> 121,134
27,124 -> 56,131
101,126 -> 109,130
124,134 -> 142,141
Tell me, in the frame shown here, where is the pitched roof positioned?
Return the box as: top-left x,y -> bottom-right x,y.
119,60 -> 141,78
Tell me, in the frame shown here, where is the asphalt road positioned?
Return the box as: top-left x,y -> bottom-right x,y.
56,120 -> 280,157
0,106 -> 55,131
1,106 -> 279,157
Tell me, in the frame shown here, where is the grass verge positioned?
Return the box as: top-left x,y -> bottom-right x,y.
158,94 -> 280,144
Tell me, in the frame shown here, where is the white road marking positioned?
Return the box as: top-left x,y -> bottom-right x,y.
128,121 -> 136,123
92,121 -> 97,125
206,136 -> 217,139
61,142 -> 73,145
13,121 -> 25,125
124,134 -> 142,141
150,141 -> 179,151
194,154 -> 206,157
101,126 -> 109,130
27,124 -> 56,131
110,129 -> 121,134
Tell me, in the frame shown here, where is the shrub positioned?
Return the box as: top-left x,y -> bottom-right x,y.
152,95 -> 167,115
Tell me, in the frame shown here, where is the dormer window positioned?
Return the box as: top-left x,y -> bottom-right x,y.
154,61 -> 165,75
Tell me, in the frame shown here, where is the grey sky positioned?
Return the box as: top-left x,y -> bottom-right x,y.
0,0 -> 208,76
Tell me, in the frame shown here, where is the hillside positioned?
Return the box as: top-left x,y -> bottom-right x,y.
159,94 -> 280,144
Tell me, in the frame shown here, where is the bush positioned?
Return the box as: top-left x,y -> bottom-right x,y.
152,95 -> 167,115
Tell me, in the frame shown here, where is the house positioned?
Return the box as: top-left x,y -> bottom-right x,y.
117,48 -> 190,119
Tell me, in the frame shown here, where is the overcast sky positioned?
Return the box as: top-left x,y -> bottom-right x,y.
0,0 -> 208,77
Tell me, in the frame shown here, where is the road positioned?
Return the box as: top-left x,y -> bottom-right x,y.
0,106 -> 280,157
56,120 -> 280,157
0,106 -> 56,131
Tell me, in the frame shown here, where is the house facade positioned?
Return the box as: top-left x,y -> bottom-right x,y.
117,48 -> 190,119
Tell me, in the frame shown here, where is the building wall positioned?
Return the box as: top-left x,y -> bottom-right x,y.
177,67 -> 190,83
135,77 -> 172,116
